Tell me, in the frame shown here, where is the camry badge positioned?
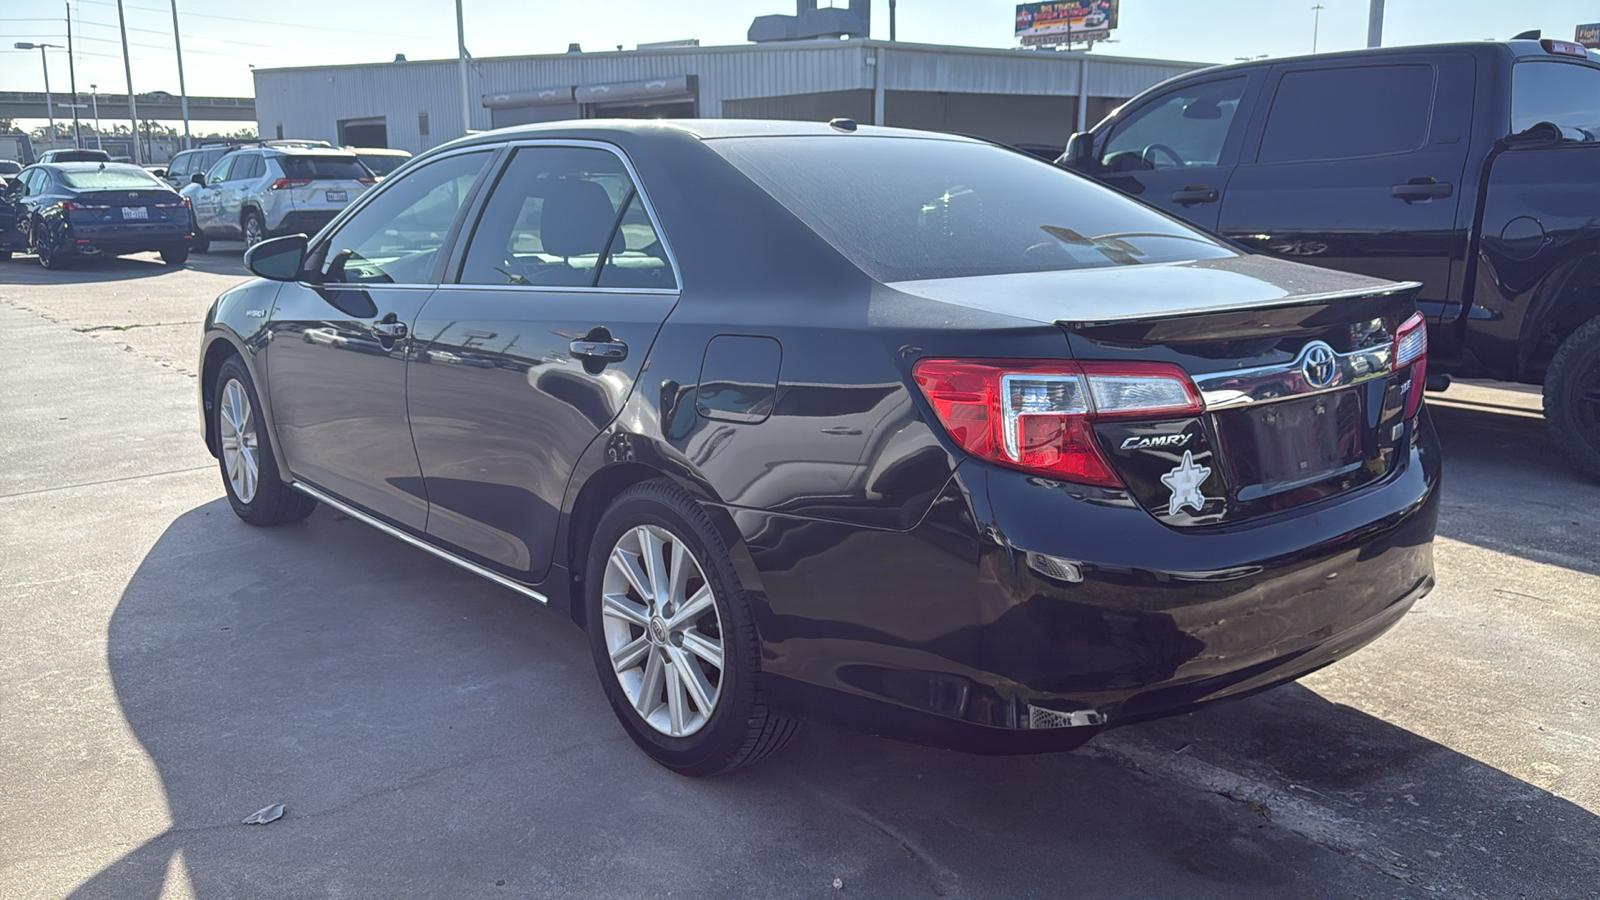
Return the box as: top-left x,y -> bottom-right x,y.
1160,450 -> 1212,516
1121,433 -> 1192,451
1302,342 -> 1338,389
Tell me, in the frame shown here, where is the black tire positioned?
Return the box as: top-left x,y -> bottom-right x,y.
31,221 -> 68,270
160,246 -> 189,266
585,479 -> 799,776
214,356 -> 318,526
242,209 -> 265,248
1543,314 -> 1600,482
190,216 -> 210,253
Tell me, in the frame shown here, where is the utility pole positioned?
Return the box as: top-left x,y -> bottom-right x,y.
1312,4 -> 1326,53
1367,0 -> 1385,48
456,0 -> 471,137
65,2 -> 82,147
90,84 -> 102,149
13,43 -> 59,150
889,0 -> 897,41
116,0 -> 141,163
170,0 -> 191,150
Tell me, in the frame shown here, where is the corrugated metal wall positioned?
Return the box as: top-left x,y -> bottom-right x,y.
253,41 -> 1202,154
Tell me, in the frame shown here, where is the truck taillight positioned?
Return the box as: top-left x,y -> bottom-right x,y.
270,178 -> 311,190
912,359 -> 1202,487
1541,39 -> 1589,58
1394,312 -> 1428,418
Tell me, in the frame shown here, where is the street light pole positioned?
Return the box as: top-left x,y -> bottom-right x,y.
13,43 -> 59,151
1367,0 -> 1385,48
456,0 -> 471,138
1312,4 -> 1326,54
65,2 -> 82,147
90,84 -> 102,150
115,0 -> 141,163
170,0 -> 191,150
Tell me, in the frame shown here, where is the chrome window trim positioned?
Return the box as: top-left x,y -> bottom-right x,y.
459,138 -> 685,293
430,283 -> 680,296
1197,340 -> 1393,410
290,481 -> 549,605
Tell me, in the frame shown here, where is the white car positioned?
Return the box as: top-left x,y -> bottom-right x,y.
182,146 -> 374,250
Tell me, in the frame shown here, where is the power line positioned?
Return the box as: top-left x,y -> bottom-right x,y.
75,0 -> 442,43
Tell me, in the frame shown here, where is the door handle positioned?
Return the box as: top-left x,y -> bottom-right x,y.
1172,185 -> 1220,206
569,339 -> 628,361
1391,178 -> 1453,202
371,320 -> 407,338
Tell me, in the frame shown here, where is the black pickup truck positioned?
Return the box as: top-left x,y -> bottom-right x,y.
1059,36 -> 1600,480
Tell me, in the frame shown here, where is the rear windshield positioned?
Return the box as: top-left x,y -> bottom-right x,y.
1512,61 -> 1600,136
358,154 -> 409,176
711,136 -> 1234,282
59,168 -> 166,190
279,155 -> 372,181
0,161 -> 21,175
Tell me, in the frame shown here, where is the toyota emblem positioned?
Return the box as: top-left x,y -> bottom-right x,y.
1301,343 -> 1337,389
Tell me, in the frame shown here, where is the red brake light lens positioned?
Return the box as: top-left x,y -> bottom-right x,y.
270,178 -> 312,190
912,359 -> 1202,487
1542,39 -> 1589,58
1394,312 -> 1428,418
60,200 -> 110,211
357,177 -> 376,185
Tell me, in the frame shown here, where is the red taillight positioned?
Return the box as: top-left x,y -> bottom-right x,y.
357,177 -> 376,185
270,178 -> 311,191
60,200 -> 110,211
153,197 -> 190,208
1394,312 -> 1428,418
1542,39 -> 1589,58
912,359 -> 1202,487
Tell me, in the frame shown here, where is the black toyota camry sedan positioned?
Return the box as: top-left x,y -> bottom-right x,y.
198,120 -> 1440,775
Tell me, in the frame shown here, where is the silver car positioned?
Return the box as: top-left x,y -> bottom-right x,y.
182,147 -> 373,250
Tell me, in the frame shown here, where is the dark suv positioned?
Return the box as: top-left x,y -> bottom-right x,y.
1060,37 -> 1600,479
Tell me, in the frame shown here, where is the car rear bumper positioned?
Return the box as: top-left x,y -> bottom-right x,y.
63,224 -> 192,254
747,411 -> 1442,752
267,210 -> 338,238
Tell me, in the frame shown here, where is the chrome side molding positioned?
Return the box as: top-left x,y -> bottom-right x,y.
1196,341 -> 1393,411
290,481 -> 549,605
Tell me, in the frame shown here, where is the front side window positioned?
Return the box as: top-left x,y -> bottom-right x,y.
318,150 -> 491,285
167,154 -> 190,178
1512,61 -> 1600,136
1257,64 -> 1434,163
234,154 -> 265,181
713,135 -> 1234,283
459,146 -> 672,288
207,155 -> 235,184
1100,77 -> 1248,171
59,168 -> 166,190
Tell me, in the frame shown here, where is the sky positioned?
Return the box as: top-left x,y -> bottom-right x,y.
2,0 -> 1597,128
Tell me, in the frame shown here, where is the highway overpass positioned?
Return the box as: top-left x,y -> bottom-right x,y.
0,91 -> 255,122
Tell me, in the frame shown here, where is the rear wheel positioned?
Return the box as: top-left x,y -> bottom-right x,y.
1543,315 -> 1600,482
242,210 -> 265,248
214,356 -> 318,525
585,479 -> 799,775
31,221 -> 67,270
160,246 -> 189,266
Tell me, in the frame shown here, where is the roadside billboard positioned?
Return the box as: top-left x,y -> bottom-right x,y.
1016,0 -> 1119,44
1578,23 -> 1600,49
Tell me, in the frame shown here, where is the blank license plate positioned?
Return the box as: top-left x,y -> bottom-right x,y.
325,190 -> 348,202
121,206 -> 149,220
1217,389 -> 1366,499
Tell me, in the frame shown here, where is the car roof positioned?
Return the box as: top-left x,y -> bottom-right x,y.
43,161 -> 155,171
349,147 -> 411,155
1185,38 -> 1600,77
448,118 -> 984,149
260,146 -> 360,157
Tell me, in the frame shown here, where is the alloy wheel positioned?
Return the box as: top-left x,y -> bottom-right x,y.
244,215 -> 263,247
601,524 -> 725,737
218,377 -> 260,503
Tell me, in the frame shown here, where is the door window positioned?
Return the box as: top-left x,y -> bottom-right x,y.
1257,65 -> 1433,163
1100,77 -> 1247,171
168,153 -> 190,179
316,150 -> 492,285
207,155 -> 235,184
459,146 -> 665,288
233,154 -> 264,181
595,193 -> 675,289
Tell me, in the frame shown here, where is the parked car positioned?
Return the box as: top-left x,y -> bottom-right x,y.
1059,36 -> 1600,479
199,120 -> 1439,775
182,146 -> 374,250
0,161 -> 192,267
0,159 -> 21,183
348,147 -> 413,179
163,140 -> 334,192
36,148 -> 112,164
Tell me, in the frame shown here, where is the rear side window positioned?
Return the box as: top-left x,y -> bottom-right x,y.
59,168 -> 166,189
1257,64 -> 1434,163
1100,77 -> 1248,171
230,154 -> 262,181
1512,62 -> 1600,135
712,136 -> 1233,282
281,155 -> 372,181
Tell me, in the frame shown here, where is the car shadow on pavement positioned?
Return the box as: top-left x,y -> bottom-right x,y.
62,500 -> 1600,899
0,246 -> 248,283
1427,396 -> 1600,577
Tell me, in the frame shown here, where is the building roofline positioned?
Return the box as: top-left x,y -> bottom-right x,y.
251,37 -> 1208,77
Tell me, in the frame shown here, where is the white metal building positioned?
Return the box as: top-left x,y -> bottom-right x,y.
252,39 -> 1204,156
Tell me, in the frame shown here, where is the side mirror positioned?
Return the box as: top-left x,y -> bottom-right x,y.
190,172 -> 206,187
245,234 -> 308,282
150,168 -> 167,178
1061,132 -> 1097,171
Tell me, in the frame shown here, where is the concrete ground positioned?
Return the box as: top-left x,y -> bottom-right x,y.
1,250 -> 1596,900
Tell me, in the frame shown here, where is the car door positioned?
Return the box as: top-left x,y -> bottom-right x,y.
1216,54 -> 1476,316
262,147 -> 497,529
193,154 -> 234,232
218,152 -> 263,233
1087,72 -> 1261,231
406,142 -> 680,580
164,151 -> 189,190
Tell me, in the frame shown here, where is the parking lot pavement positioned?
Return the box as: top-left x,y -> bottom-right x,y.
3,253 -> 1597,899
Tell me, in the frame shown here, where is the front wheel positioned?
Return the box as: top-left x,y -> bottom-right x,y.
214,356 -> 318,525
1544,315 -> 1600,482
190,214 -> 210,253
585,479 -> 799,776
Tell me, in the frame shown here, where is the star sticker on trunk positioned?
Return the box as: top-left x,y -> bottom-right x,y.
1160,450 -> 1212,516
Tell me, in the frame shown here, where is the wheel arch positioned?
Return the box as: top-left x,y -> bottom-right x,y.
199,333 -> 246,458
1519,252 -> 1600,381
